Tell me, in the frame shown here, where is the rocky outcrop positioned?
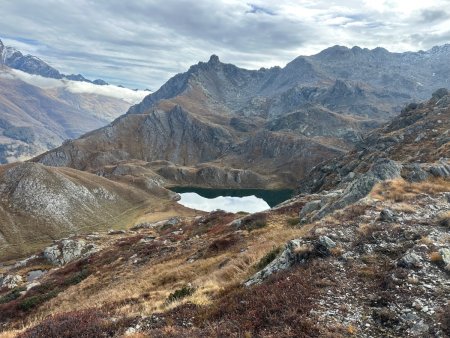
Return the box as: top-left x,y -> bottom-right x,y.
43,239 -> 98,266
0,274 -> 23,289
245,236 -> 336,286
298,90 -> 450,216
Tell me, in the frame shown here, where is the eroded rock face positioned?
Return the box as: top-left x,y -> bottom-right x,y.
43,239 -> 97,266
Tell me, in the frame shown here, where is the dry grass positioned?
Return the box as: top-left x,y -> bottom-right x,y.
437,211 -> 450,227
430,251 -> 443,262
390,203 -> 416,214
371,178 -> 450,202
2,212 -> 315,331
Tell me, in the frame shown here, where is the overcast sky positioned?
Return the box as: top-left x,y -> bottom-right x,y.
1,0 -> 449,89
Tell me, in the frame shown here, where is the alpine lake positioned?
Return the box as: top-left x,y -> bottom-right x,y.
170,187 -> 294,213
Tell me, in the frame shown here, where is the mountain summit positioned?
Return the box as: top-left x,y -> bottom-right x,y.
36,44 -> 450,188
0,38 -> 107,85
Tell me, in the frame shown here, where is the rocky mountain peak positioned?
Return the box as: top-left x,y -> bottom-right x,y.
208,54 -> 220,64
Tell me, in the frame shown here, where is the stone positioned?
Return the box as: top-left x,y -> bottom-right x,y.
318,236 -> 336,249
429,160 -> 450,178
299,200 -> 322,218
379,208 -> 395,222
43,239 -> 98,266
439,248 -> 450,270
245,239 -> 308,286
108,229 -> 126,235
1,274 -> 23,289
397,252 -> 422,269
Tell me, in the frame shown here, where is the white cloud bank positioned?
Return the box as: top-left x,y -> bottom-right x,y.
177,192 -> 270,213
8,69 -> 149,104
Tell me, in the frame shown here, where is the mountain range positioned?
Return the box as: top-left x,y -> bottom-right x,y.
0,39 -> 107,85
36,44 -> 450,188
0,39 -> 148,163
0,87 -> 448,337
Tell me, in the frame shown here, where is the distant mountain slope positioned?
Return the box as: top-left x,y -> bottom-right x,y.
0,66 -> 148,163
0,39 -> 106,85
0,38 -> 151,162
0,161 -> 178,260
35,44 -> 450,188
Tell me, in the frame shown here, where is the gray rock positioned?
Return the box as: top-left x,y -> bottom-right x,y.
108,229 -> 126,235
432,88 -> 449,100
397,252 -> 422,269
313,159 -> 402,220
402,163 -> 430,182
429,159 -> 450,178
318,236 -> 336,249
380,208 -> 395,222
299,200 -> 322,218
245,239 -> 310,286
439,248 -> 450,270
43,239 -> 98,266
1,274 -> 23,289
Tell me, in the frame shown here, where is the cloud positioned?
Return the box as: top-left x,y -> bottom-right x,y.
177,192 -> 270,213
0,1 -> 449,90
8,69 -> 149,104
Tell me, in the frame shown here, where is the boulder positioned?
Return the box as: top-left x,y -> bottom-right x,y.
1,274 -> 23,289
439,248 -> 450,270
429,159 -> 450,178
379,208 -> 395,222
43,239 -> 97,265
245,236 -> 337,286
299,200 -> 322,218
397,252 -> 422,269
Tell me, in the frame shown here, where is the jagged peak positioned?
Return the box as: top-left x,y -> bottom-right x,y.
208,54 -> 220,64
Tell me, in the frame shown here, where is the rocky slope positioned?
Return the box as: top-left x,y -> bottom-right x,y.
0,161 -> 183,260
295,88 -> 450,222
0,91 -> 448,337
0,39 -> 149,162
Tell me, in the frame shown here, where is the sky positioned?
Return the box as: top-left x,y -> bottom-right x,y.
1,0 -> 449,89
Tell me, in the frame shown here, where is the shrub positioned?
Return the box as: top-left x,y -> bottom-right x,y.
239,213 -> 268,231
19,289 -> 59,311
0,287 -> 25,304
18,309 -> 130,338
166,285 -> 196,304
255,246 -> 282,270
64,268 -> 90,286
286,217 -> 299,226
430,251 -> 443,263
438,212 -> 450,228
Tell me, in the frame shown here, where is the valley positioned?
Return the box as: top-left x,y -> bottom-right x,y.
0,41 -> 449,337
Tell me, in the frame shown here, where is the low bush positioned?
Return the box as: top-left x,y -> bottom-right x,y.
166,285 -> 196,304
239,212 -> 268,231
286,217 -> 300,226
19,289 -> 59,311
0,287 -> 25,304
18,309 -> 131,338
